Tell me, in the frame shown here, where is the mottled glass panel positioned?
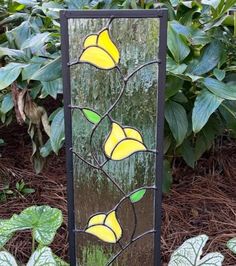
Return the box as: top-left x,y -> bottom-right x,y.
68,17 -> 160,265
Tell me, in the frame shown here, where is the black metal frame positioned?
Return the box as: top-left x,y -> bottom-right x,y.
60,9 -> 168,266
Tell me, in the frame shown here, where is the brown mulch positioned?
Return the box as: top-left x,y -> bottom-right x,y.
0,124 -> 236,265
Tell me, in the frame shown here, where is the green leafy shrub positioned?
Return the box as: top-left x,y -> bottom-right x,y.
0,205 -> 68,265
0,0 -> 235,189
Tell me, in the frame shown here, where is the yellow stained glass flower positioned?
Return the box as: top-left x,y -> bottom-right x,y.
79,29 -> 120,70
104,122 -> 147,161
85,211 -> 122,243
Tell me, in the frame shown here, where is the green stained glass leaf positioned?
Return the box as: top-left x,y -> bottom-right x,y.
129,189 -> 146,203
82,108 -> 101,124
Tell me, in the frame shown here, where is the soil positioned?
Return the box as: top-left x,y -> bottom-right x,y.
0,123 -> 235,265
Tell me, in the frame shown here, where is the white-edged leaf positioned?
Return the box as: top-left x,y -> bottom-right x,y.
0,251 -> 18,266
168,234 -> 224,266
0,63 -> 26,90
192,90 -> 223,133
0,220 -> 13,248
0,206 -> 63,246
27,247 -> 56,266
227,237 -> 236,254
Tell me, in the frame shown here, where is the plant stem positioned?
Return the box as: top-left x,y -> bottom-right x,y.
32,232 -> 35,253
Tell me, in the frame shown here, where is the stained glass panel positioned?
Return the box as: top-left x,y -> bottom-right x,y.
61,10 -> 167,266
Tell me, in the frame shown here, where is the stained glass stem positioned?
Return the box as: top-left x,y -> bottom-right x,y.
106,229 -> 156,266
125,60 -> 160,82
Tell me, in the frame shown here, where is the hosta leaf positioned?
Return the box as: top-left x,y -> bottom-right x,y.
0,206 -> 63,246
213,69 -> 225,81
0,47 -> 26,59
227,237 -> 236,254
82,108 -> 101,124
31,57 -> 62,82
1,93 -> 14,114
165,100 -> 188,146
50,108 -> 65,154
0,63 -> 26,91
130,189 -> 146,203
192,90 -> 223,133
168,234 -> 224,266
6,21 -> 31,49
21,32 -> 50,52
202,78 -> 236,100
27,247 -> 56,266
0,251 -> 17,266
42,78 -> 63,99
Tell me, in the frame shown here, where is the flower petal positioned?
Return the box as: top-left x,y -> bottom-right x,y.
111,139 -> 146,160
104,123 -> 126,158
83,34 -> 97,48
85,225 -> 117,243
105,211 -> 122,240
80,46 -> 115,70
88,213 -> 106,227
98,29 -> 120,64
124,128 -> 143,142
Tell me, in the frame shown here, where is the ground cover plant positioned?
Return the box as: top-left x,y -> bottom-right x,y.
0,205 -> 68,265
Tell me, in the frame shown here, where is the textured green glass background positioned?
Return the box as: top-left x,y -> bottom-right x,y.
68,17 -> 160,265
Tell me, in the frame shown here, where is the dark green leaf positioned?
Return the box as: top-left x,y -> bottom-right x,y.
167,56 -> 187,75
82,108 -> 101,124
192,90 -> 223,133
202,78 -> 236,100
187,40 -> 223,75
195,118 -> 220,160
179,139 -> 195,168
162,160 -> 173,193
168,22 -> 190,63
129,189 -> 146,203
165,76 -> 184,99
165,100 -> 188,146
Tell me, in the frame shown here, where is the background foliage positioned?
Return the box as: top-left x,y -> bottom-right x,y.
0,0 -> 235,190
